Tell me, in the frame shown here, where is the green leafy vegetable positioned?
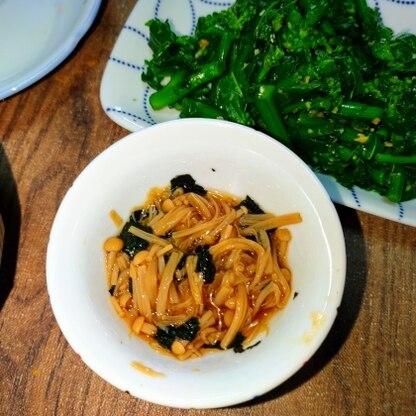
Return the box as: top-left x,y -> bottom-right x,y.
142,0 -> 416,202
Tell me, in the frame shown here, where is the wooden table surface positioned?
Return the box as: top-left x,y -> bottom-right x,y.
1,1 -> 415,415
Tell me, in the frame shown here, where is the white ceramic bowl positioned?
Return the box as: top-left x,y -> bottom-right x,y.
46,119 -> 346,409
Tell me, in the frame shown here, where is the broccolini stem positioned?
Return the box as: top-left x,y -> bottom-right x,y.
304,0 -> 329,26
149,71 -> 188,110
337,102 -> 384,120
149,61 -> 225,111
375,153 -> 416,164
187,62 -> 224,89
179,98 -> 225,119
254,85 -> 291,148
386,169 -> 406,203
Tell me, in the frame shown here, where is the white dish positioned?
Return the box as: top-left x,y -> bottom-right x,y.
47,118 -> 346,409
100,0 -> 416,227
0,0 -> 101,100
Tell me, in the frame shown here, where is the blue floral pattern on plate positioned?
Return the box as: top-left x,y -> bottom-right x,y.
100,0 -> 416,227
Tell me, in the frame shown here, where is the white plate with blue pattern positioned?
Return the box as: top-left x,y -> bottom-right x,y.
0,0 -> 101,100
100,0 -> 416,227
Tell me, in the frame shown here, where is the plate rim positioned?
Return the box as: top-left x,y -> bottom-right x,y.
0,0 -> 102,100
46,118 -> 347,409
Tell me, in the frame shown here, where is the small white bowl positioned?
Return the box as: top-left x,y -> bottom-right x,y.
46,119 -> 346,409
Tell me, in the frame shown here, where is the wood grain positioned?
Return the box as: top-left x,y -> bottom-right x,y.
0,1 -> 415,415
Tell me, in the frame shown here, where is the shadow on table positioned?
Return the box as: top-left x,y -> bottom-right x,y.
236,203 -> 367,408
0,145 -> 21,311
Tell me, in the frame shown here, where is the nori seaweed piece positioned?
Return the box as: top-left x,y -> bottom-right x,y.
119,221 -> 152,257
170,174 -> 207,196
195,246 -> 216,284
155,317 -> 200,350
237,195 -> 265,214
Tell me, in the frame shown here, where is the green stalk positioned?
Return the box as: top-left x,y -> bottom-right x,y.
375,154 -> 416,164
386,169 -> 406,203
254,85 -> 291,148
337,102 -> 384,120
